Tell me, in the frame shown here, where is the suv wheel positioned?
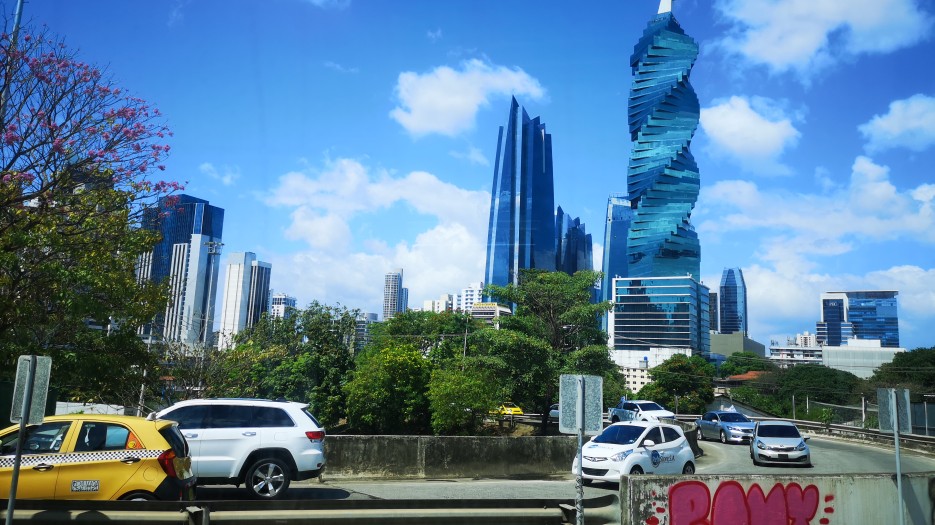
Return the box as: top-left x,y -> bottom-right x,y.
245,458 -> 291,499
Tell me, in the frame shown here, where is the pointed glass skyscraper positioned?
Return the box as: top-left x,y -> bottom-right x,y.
625,3 -> 701,279
484,97 -> 556,290
719,268 -> 747,335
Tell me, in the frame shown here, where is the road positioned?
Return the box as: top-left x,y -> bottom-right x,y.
194,435 -> 935,501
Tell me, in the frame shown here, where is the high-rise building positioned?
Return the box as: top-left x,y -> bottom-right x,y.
555,206 -> 593,275
138,194 -> 224,347
457,282 -> 484,313
607,1 -> 709,356
354,312 -> 378,354
484,96 -> 556,292
383,269 -> 408,321
601,194 -> 632,304
217,252 -> 271,349
719,268 -> 747,335
816,291 -> 899,348
269,293 -> 297,319
625,2 -> 701,280
708,291 -> 719,333
608,276 -> 710,353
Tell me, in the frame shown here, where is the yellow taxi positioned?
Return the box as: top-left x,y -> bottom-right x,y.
0,414 -> 195,501
493,402 -> 524,416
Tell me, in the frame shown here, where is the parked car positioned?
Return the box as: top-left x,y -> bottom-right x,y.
608,400 -> 674,423
749,420 -> 811,467
697,410 -> 756,443
492,402 -> 524,416
0,414 -> 195,501
153,398 -> 326,499
548,404 -> 560,421
571,421 -> 695,484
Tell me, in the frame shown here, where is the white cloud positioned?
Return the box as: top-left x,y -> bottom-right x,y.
264,157 -> 490,317
427,29 -> 442,42
323,61 -> 359,74
305,0 -> 350,9
449,146 -> 489,166
700,96 -> 801,175
714,0 -> 934,77
389,59 -> 546,137
199,162 -> 239,186
859,94 -> 935,153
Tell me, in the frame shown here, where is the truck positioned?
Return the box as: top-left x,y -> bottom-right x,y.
608,399 -> 675,423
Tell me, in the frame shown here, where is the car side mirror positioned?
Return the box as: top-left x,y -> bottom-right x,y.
642,439 -> 655,448
803,436 -> 810,442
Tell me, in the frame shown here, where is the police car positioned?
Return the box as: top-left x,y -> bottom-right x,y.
572,421 -> 695,483
0,414 -> 195,501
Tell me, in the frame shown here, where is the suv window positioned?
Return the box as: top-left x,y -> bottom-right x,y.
164,405 -> 209,429
302,408 -> 322,428
254,406 -> 294,428
207,404 -> 252,428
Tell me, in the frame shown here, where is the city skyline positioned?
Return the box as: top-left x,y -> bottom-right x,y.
25,0 -> 935,350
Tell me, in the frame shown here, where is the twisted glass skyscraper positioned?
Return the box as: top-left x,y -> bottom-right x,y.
625,5 -> 701,279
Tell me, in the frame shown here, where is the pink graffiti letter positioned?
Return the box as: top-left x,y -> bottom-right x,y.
785,483 -> 819,525
746,483 -> 787,525
711,481 -> 751,525
669,481 -> 711,525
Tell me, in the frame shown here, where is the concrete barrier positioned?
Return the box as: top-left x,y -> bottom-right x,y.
621,473 -> 935,525
323,435 -> 578,480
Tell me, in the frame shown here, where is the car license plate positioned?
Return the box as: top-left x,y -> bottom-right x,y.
778,454 -> 788,459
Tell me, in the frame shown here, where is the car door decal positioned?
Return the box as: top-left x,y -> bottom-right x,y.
0,449 -> 163,468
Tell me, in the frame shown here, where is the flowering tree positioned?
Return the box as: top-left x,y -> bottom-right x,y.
0,27 -> 182,400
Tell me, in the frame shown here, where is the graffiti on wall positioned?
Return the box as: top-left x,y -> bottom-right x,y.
643,480 -> 836,525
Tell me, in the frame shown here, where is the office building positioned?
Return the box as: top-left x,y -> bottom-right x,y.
354,312 -> 378,354
719,268 -> 747,335
708,291 -> 718,333
601,194 -> 632,304
484,96 -> 557,292
555,206 -> 593,275
269,293 -> 297,319
217,252 -> 271,350
383,269 -> 408,321
606,2 -> 709,356
138,194 -> 224,347
457,282 -> 484,313
816,291 -> 899,348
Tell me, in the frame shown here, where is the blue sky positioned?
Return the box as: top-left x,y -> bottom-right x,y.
18,0 -> 935,350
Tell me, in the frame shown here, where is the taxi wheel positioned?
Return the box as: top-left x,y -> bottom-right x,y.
629,466 -> 644,475
682,462 -> 695,475
119,491 -> 157,501
245,457 -> 291,500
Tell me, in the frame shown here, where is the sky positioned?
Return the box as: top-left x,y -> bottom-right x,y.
14,0 -> 935,351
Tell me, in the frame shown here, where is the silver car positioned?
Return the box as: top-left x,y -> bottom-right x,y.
749,420 -> 811,467
697,410 -> 755,443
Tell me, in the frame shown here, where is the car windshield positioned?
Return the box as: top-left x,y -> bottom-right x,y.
593,425 -> 645,445
637,402 -> 663,411
758,424 -> 801,438
719,413 -> 750,423
502,403 -> 517,408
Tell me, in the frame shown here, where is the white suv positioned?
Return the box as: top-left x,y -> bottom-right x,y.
153,398 -> 326,499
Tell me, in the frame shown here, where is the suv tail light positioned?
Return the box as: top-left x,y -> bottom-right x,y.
305,430 -> 325,442
157,449 -> 178,478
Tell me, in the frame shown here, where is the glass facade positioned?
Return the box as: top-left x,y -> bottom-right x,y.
817,291 -> 899,348
601,194 -> 632,303
625,11 -> 701,280
718,268 -> 747,335
484,97 -> 556,291
609,276 -> 710,354
555,206 -> 593,276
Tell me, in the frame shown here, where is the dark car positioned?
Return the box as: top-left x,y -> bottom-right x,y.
696,410 -> 756,443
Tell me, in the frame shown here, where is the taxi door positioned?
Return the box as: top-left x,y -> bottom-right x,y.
655,426 -> 688,474
53,421 -> 145,500
0,421 -> 72,499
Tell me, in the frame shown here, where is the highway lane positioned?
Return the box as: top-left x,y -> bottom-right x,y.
193,437 -> 935,501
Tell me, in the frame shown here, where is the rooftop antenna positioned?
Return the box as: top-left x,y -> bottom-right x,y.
658,0 -> 673,14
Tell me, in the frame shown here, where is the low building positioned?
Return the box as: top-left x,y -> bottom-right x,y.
470,302 -> 512,327
768,334 -> 905,379
710,332 -> 766,358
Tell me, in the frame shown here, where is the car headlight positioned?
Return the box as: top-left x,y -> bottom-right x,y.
756,440 -> 767,450
727,426 -> 739,432
795,440 -> 807,451
610,450 -> 634,462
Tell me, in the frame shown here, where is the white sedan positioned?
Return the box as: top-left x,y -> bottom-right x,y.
572,421 -> 696,483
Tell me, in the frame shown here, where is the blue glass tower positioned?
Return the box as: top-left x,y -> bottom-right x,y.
817,291 -> 899,348
601,194 -> 632,303
555,206 -> 593,275
625,4 -> 700,279
484,97 -> 556,291
719,268 -> 747,335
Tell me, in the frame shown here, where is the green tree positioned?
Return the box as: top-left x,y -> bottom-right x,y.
427,361 -> 500,435
637,354 -> 714,414
719,351 -> 777,377
344,343 -> 432,434
0,28 -> 178,401
776,364 -> 860,410
869,347 -> 935,397
484,269 -> 613,430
